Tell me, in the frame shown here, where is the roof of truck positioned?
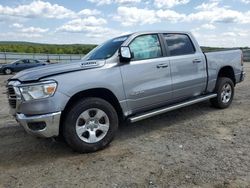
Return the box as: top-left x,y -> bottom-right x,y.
130,31 -> 192,35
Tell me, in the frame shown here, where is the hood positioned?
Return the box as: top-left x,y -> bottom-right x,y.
10,60 -> 105,82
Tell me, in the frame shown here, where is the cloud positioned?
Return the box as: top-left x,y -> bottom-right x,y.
222,32 -> 237,37
87,0 -> 141,5
0,1 -> 102,20
114,6 -> 185,26
10,23 -> 49,35
195,1 -> 220,10
192,27 -> 250,47
21,27 -> 49,33
85,27 -> 128,39
154,0 -> 190,8
56,15 -> 129,40
187,1 -> 250,24
57,17 -> 107,33
0,32 -> 43,39
115,0 -> 141,4
156,10 -> 185,23
201,23 -> 216,30
87,0 -> 112,5
11,23 -> 23,28
78,9 -> 101,16
114,1 -> 250,27
241,0 -> 250,4
114,6 -> 158,26
0,1 -> 75,19
221,29 -> 250,38
232,28 -> 249,37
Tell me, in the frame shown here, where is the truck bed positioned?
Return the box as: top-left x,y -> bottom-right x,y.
204,49 -> 243,93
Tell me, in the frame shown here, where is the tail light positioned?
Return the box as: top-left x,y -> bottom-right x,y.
241,51 -> 244,66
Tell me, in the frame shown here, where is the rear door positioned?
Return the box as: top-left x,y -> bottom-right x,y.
29,59 -> 41,68
163,33 -> 207,100
120,34 -> 172,113
23,59 -> 35,70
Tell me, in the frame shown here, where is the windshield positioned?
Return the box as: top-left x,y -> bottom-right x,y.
83,35 -> 129,61
11,60 -> 20,64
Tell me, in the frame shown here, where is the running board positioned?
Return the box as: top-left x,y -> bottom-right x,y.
129,93 -> 217,123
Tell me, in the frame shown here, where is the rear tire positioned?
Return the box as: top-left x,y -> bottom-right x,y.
210,77 -> 234,109
63,97 -> 118,153
4,68 -> 12,75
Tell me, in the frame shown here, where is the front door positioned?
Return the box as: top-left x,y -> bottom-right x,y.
120,34 -> 172,113
15,59 -> 29,71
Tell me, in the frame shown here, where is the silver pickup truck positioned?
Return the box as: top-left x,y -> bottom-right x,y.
6,31 -> 245,153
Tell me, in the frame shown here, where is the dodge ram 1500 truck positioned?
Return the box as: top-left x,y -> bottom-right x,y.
6,31 -> 245,153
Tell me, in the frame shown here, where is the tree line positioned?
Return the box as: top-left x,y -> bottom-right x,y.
0,42 -> 97,54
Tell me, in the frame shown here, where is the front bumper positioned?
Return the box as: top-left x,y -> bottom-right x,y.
16,111 -> 61,138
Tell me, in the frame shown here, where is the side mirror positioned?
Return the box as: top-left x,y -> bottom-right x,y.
119,46 -> 132,63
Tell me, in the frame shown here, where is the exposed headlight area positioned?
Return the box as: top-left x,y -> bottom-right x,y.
18,81 -> 57,101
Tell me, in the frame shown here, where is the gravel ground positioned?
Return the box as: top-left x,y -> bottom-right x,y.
0,64 -> 249,188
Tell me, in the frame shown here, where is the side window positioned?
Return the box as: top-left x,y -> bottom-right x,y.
129,34 -> 162,61
29,60 -> 37,64
164,34 -> 195,56
23,59 -> 29,64
16,60 -> 24,64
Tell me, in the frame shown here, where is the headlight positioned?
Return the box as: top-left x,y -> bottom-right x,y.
19,81 -> 57,101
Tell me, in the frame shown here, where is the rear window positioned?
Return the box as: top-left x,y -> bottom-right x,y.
164,34 -> 195,56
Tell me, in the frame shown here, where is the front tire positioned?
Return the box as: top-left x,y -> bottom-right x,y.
63,98 -> 118,153
210,77 -> 234,109
4,68 -> 12,75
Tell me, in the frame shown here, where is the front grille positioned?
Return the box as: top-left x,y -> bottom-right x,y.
7,86 -> 17,109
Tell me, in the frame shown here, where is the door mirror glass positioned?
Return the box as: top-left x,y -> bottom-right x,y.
119,46 -> 132,62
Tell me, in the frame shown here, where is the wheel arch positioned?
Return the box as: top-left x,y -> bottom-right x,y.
217,66 -> 236,85
60,88 -> 124,135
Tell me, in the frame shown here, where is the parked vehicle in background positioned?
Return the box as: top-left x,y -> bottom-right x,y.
0,59 -> 47,74
6,31 -> 245,153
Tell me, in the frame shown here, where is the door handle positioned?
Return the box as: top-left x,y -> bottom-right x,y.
193,59 -> 202,64
157,63 -> 169,68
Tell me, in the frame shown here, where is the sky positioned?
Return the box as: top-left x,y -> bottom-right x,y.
0,0 -> 249,47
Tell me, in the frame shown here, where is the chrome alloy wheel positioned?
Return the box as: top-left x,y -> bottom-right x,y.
5,68 -> 12,75
221,83 -> 232,104
75,108 -> 110,143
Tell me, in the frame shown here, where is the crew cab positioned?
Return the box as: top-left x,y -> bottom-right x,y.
6,31 -> 245,153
